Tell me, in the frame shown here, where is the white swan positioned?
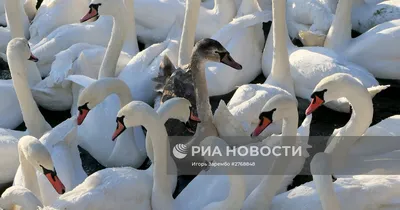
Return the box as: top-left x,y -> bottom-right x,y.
305,73 -> 400,177
0,38 -> 85,205
326,0 -> 400,33
269,152 -> 400,209
215,0 -> 294,138
37,98 -> 190,209
258,0 -> 334,46
31,0 -> 138,111
323,0 -> 400,80
134,0 -> 236,46
262,0 -> 384,113
73,77 -> 147,168
31,15 -> 113,77
13,135 -> 66,201
174,94 -> 312,210
113,101 -> 246,210
28,0 -> 91,45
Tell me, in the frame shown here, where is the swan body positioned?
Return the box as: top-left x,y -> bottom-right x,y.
29,0 -> 91,45
327,0 -> 400,33
32,0 -> 138,111
270,152 -> 400,210
134,0 -> 236,46
0,129 -> 26,188
324,0 -> 400,80
306,73 -> 400,178
262,0 -> 382,113
0,186 -> 43,210
31,15 -> 113,77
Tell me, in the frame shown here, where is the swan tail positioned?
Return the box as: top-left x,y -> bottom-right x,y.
367,85 -> 390,97
213,100 -> 247,137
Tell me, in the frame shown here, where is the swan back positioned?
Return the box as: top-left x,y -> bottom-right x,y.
0,186 -> 43,210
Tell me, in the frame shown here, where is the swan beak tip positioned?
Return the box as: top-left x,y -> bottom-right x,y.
28,54 -> 38,62
305,96 -> 324,115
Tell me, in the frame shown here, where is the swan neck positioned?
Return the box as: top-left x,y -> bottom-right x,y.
98,14 -> 127,79
8,54 -> 49,138
121,0 -> 139,55
269,0 -> 294,94
18,145 -> 41,201
178,0 -> 201,67
189,56 -> 213,125
324,0 -> 353,51
342,87 -> 373,136
313,174 -> 341,210
236,0 -> 260,17
5,0 -> 30,39
142,114 -> 174,209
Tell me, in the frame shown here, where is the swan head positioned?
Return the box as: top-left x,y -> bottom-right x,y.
76,78 -> 130,125
192,38 -> 242,70
7,38 -> 38,62
305,73 -> 365,115
80,0 -> 124,23
251,94 -> 297,137
18,136 -> 66,195
112,101 -> 159,141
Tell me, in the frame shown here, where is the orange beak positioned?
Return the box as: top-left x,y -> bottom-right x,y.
306,96 -> 324,115
190,111 -> 201,122
251,117 -> 272,137
112,120 -> 126,141
45,173 -> 65,194
77,108 -> 89,125
28,53 -> 38,62
80,7 -> 98,23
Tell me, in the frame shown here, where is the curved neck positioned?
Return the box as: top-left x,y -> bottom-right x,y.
313,175 -> 340,210
236,0 -> 260,17
311,153 -> 341,210
267,0 -> 294,95
324,0 -> 353,51
188,55 -> 218,139
121,0 -> 139,55
18,145 -> 41,202
0,191 -> 42,210
208,153 -> 246,209
5,0 -> 30,39
337,85 -> 373,136
189,56 -> 213,125
243,108 -> 298,209
98,12 -> 127,79
178,0 -> 201,67
138,112 -> 174,210
324,84 -> 373,168
8,54 -> 50,138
